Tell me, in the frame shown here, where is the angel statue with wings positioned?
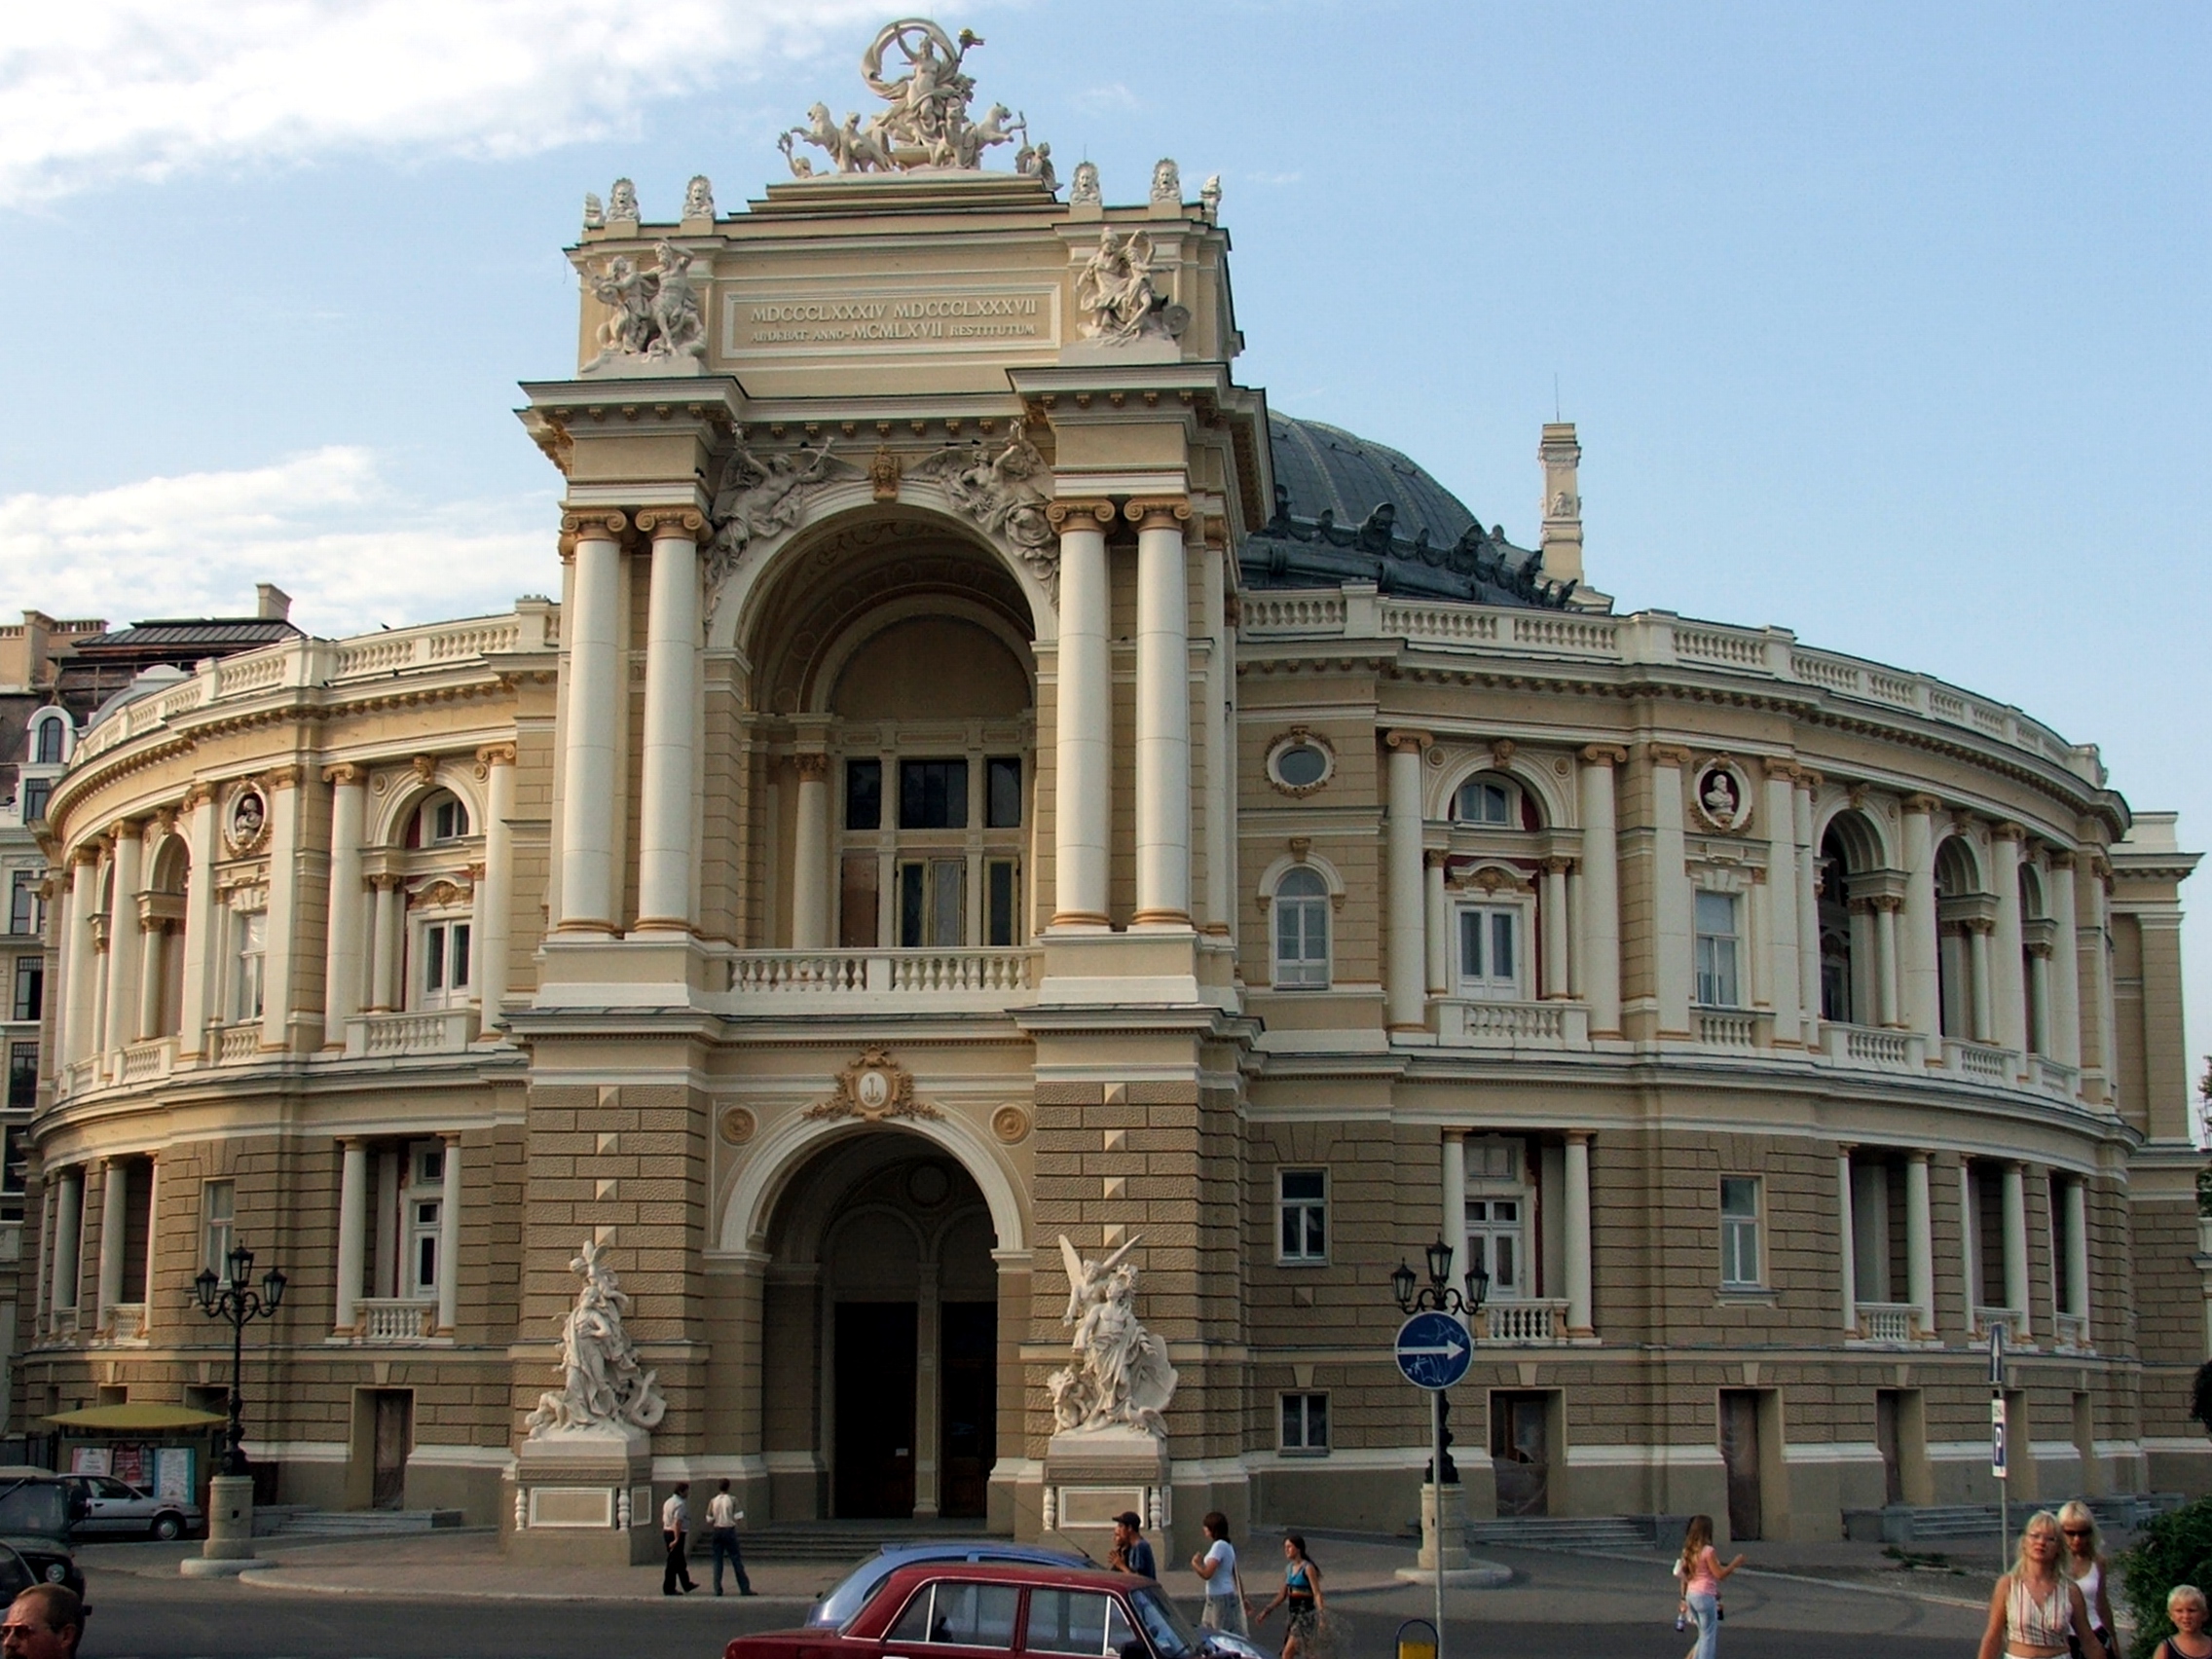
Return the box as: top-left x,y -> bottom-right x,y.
1047,1234 -> 1179,1438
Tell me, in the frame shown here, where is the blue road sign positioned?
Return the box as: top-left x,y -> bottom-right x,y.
1395,1311 -> 1472,1391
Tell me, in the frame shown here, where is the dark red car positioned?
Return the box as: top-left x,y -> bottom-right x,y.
724,1561 -> 1216,1659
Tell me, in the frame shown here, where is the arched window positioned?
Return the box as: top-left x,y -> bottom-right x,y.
1272,866 -> 1331,989
412,792 -> 469,846
31,715 -> 64,766
1455,774 -> 1521,827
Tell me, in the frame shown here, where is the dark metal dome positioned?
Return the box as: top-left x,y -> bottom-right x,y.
1241,414 -> 1573,608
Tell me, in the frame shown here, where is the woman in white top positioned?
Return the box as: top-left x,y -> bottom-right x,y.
2058,1500 -> 2120,1659
1191,1511 -> 1249,1637
1977,1510 -> 2107,1659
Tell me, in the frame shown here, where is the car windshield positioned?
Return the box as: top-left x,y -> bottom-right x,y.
1129,1586 -> 1198,1659
0,1485 -> 70,1540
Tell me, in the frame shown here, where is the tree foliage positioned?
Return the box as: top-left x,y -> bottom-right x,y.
2118,1495 -> 2212,1650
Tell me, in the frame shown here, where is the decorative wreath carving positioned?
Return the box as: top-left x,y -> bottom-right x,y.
803,1045 -> 942,1124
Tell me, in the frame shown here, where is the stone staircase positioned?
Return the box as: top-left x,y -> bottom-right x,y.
258,1507 -> 466,1537
1844,1493 -> 2189,1544
1460,1515 -> 1659,1551
731,1522 -> 1000,1564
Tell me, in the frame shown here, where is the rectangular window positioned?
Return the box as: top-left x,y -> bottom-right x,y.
1,1124 -> 26,1220
20,780 -> 49,824
984,859 -> 1019,947
1695,891 -> 1741,1008
202,1180 -> 236,1280
8,872 -> 39,937
1466,1196 -> 1525,1297
845,758 -> 882,830
6,1043 -> 36,1112
410,1198 -> 441,1296
14,955 -> 43,1021
839,854 -> 881,948
234,911 -> 266,1021
1278,1169 -> 1326,1262
1457,905 -> 1520,999
985,756 -> 1022,829
898,859 -> 966,947
1720,1177 -> 1762,1288
899,759 -> 969,830
1280,1392 -> 1330,1453
422,923 -> 471,1002
430,798 -> 465,842
888,1582 -> 1020,1648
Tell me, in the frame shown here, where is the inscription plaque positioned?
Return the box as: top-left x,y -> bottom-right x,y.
724,288 -> 1059,354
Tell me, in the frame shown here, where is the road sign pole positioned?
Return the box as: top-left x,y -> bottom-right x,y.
1989,1323 -> 2009,1576
1432,1386 -> 1447,1659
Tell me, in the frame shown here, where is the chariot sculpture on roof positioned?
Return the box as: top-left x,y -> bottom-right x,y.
782,18 -> 1045,179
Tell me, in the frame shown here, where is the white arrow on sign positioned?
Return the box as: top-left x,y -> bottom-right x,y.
1401,1339 -> 1468,1358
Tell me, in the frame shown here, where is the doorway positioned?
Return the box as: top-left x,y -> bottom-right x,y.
1491,1391 -> 1551,1517
940,1302 -> 996,1520
368,1389 -> 411,1511
834,1303 -> 917,1518
1876,1391 -> 1904,1505
1718,1390 -> 1763,1541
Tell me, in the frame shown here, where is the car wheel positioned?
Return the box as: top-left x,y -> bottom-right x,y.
152,1514 -> 183,1542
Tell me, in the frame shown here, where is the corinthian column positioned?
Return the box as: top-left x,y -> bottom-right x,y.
1129,498 -> 1193,928
1049,501 -> 1116,928
1384,730 -> 1430,1030
635,509 -> 704,932
557,511 -> 626,932
1576,747 -> 1624,1035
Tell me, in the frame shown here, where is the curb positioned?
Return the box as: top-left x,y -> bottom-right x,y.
232,1570 -> 818,1604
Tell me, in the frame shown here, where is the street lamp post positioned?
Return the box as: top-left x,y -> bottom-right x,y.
193,1242 -> 287,1476
1393,1238 -> 1489,1659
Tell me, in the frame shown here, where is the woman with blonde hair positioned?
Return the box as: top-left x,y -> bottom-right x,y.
1977,1510 -> 2107,1659
1674,1514 -> 1743,1659
2057,1500 -> 2119,1659
2149,1584 -> 2211,1659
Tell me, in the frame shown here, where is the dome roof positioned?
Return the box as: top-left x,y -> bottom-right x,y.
1241,414 -> 1573,608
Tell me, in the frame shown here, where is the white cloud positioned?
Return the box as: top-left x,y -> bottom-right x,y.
0,449 -> 553,638
1073,82 -> 1141,113
0,0 -> 897,206
1241,170 -> 1303,186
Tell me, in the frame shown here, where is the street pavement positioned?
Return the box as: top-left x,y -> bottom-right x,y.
68,1530 -> 1998,1658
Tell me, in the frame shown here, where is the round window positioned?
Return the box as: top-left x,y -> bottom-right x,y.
1275,744 -> 1328,789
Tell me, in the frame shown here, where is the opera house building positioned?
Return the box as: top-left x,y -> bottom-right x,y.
12,21 -> 2204,1552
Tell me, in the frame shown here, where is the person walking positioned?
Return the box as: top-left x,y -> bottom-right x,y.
1108,1511 -> 1158,1580
2058,1500 -> 2120,1659
2148,1585 -> 2212,1659
661,1480 -> 698,1596
708,1478 -> 756,1598
1976,1510 -> 2107,1659
1675,1515 -> 1743,1659
1191,1511 -> 1249,1637
1251,1534 -> 1325,1659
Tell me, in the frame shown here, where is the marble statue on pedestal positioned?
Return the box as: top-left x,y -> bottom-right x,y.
1074,230 -> 1185,346
1047,1235 -> 1178,1437
525,1240 -> 666,1438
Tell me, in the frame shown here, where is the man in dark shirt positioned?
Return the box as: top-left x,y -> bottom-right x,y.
1108,1511 -> 1158,1580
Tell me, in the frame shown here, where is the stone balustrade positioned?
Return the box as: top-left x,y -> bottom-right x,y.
724,948 -> 1038,1010
1853,1303 -> 1919,1346
350,1299 -> 439,1345
344,1009 -> 479,1059
2053,1311 -> 2090,1351
1478,1300 -> 1569,1345
1433,999 -> 1590,1049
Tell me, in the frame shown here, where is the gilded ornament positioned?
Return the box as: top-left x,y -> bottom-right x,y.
803,1046 -> 942,1124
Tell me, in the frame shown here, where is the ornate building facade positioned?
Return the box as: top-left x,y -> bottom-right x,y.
14,21 -> 2205,1549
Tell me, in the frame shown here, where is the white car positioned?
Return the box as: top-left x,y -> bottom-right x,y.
65,1474 -> 201,1541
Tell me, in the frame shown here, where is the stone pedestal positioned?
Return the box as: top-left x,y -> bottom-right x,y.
503,1425 -> 660,1567
1418,1482 -> 1468,1571
1041,1425 -> 1170,1557
178,1474 -> 259,1577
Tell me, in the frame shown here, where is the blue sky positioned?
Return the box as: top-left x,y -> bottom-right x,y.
2,1 -> 2206,1088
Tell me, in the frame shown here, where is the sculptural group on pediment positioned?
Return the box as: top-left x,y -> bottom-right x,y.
581,240 -> 704,373
781,18 -> 1047,179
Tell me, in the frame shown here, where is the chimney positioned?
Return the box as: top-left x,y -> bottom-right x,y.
256,583 -> 293,622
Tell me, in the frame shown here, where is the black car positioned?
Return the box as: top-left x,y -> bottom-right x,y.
0,1472 -> 89,1600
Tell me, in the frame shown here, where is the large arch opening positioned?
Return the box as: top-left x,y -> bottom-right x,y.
758,1130 -> 1000,1522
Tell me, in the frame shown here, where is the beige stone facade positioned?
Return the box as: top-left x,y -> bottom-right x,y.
13,86 -> 2206,1553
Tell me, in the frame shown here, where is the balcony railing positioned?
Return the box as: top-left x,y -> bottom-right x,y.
117,1038 -> 176,1085
348,1300 -> 438,1345
216,1023 -> 262,1064
1476,1300 -> 1569,1345
1434,999 -> 1591,1050
724,949 -> 1038,1009
2052,1310 -> 2090,1351
1973,1306 -> 2028,1342
1821,1022 -> 1926,1072
1853,1303 -> 1922,1346
1694,1009 -> 1762,1049
1943,1039 -> 2015,1085
96,1304 -> 148,1345
344,1008 -> 478,1058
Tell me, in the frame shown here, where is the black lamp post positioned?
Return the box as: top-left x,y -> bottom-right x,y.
193,1244 -> 286,1477
1391,1237 -> 1490,1659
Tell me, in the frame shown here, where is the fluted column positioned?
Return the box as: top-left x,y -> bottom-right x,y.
176,786 -> 218,1056
1424,853 -> 1448,995
791,753 -> 831,949
1794,770 -> 1822,1038
62,845 -> 100,1065
476,745 -> 516,1030
334,1138 -> 368,1335
1649,745 -> 1692,1035
1762,760 -> 1803,1042
2047,851 -> 2083,1071
96,1160 -> 128,1330
51,1167 -> 82,1311
1049,501 -> 1115,928
1564,1132 -> 1594,1338
2003,1161 -> 2031,1336
1577,746 -> 1624,1035
636,509 -> 703,930
368,875 -> 400,1013
1901,794 -> 1940,1041
1992,824 -> 2028,1057
1905,1151 -> 1935,1337
1129,498 -> 1193,927
101,822 -> 142,1055
437,1132 -> 462,1335
1384,730 -> 1430,1030
1540,858 -> 1570,999
1837,1147 -> 1859,1336
321,764 -> 367,1046
557,511 -> 626,932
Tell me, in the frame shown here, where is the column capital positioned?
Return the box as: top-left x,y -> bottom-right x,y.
1993,820 -> 2027,843
440,1129 -> 462,1148
1907,1148 -> 1931,1166
1047,498 -> 1117,531
105,818 -> 138,845
180,780 -> 216,811
793,752 -> 831,781
2047,849 -> 2078,871
69,840 -> 103,867
1647,743 -> 1692,769
1797,767 -> 1825,793
368,872 -> 401,893
1761,756 -> 1802,781
637,507 -> 706,539
558,509 -> 629,556
474,742 -> 518,774
1541,856 -> 1575,876
1124,497 -> 1191,531
1383,728 -> 1433,754
1578,743 -> 1628,768
322,762 -> 364,787
1901,793 -> 1942,815
1836,1141 -> 1858,1156
263,763 -> 305,791
1566,1128 -> 1594,1147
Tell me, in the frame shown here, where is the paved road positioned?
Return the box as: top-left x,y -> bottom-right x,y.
75,1542 -> 1990,1659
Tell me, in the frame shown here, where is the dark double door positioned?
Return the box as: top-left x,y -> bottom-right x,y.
832,1301 -> 995,1520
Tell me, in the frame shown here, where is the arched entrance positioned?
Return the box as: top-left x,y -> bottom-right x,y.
761,1130 -> 999,1520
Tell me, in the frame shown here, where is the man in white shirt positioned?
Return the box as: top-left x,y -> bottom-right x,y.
661,1481 -> 698,1595
706,1478 -> 756,1597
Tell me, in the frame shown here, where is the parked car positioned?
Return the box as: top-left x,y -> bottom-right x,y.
809,1542 -> 1093,1630
61,1473 -> 202,1540
0,1471 -> 88,1598
733,1560 -> 1268,1659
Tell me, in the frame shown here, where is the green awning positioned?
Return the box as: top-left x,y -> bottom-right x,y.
44,1404 -> 226,1432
